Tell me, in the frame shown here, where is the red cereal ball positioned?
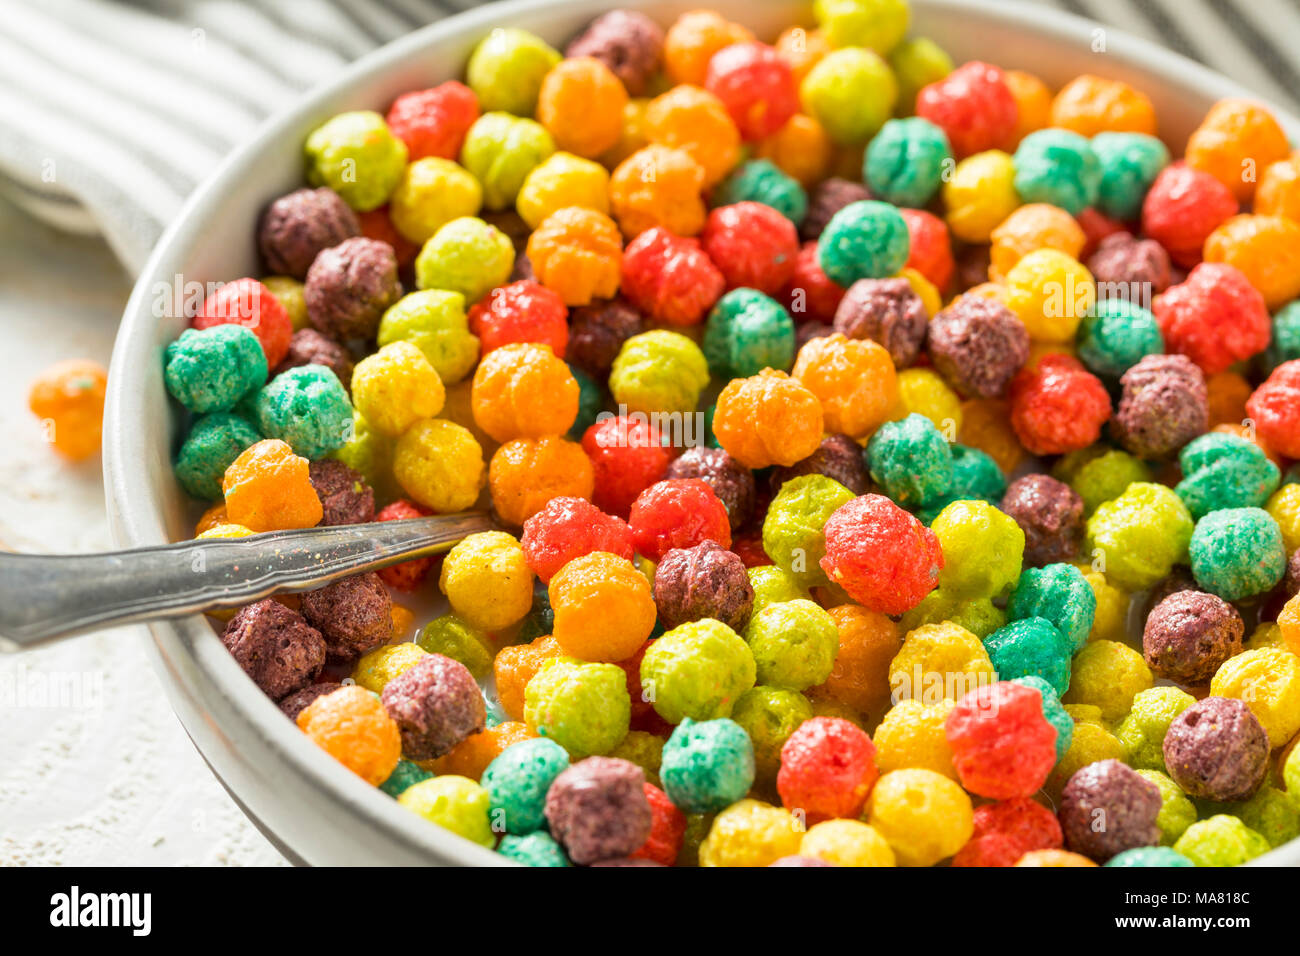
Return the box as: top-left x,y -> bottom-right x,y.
621,227 -> 726,326
385,81 -> 480,161
781,241 -> 847,323
704,41 -> 800,142
951,796 -> 1063,867
776,716 -> 879,823
1008,354 -> 1112,456
945,681 -> 1057,800
820,494 -> 943,615
632,782 -> 688,865
193,277 -> 293,367
467,279 -> 568,357
915,61 -> 1018,159
357,207 -> 420,272
899,208 -> 954,295
1246,360 -> 1300,460
1140,163 -> 1238,269
1154,263 -> 1271,376
628,478 -> 732,562
700,201 -> 800,295
375,499 -> 436,591
521,495 -> 635,583
1075,206 -> 1125,260
581,415 -> 675,517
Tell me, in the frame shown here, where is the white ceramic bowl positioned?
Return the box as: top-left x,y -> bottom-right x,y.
104,0 -> 1300,866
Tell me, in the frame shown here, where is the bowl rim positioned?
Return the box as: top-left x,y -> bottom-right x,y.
104,0 -> 1300,867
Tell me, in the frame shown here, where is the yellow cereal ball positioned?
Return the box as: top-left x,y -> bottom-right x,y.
489,437 -> 594,527
390,157 -> 483,244
350,341 -> 446,438
439,530 -> 534,632
755,113 -> 833,188
867,768 -> 973,867
699,799 -> 803,867
392,418 -> 485,513
1211,648 -> 1300,748
1075,566 -> 1130,643
196,523 -> 254,540
958,397 -> 1026,474
898,267 -> 941,318
1015,849 -> 1097,867
537,56 -> 629,158
988,203 -> 1087,281
872,698 -> 957,779
1266,483 -> 1300,556
470,342 -> 579,443
1004,249 -> 1095,343
791,333 -> 898,440
888,622 -> 995,704
352,641 -> 428,693
1062,639 -> 1152,723
890,367 -> 962,437
943,150 -> 1019,243
800,819 -> 896,867
516,151 -> 610,229
1045,718 -> 1123,802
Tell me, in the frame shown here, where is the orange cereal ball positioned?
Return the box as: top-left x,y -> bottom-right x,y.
222,439 -> 323,532
1186,99 -> 1290,202
791,333 -> 898,440
989,203 -> 1086,281
1204,214 -> 1300,309
813,604 -> 902,718
1255,153 -> 1300,221
537,56 -> 629,158
494,635 -> 564,722
1049,74 -> 1157,137
429,720 -> 536,778
1206,371 -> 1253,428
550,551 -> 657,662
28,359 -> 108,461
712,368 -> 825,469
525,206 -> 624,306
645,84 -> 742,187
609,145 -> 708,238
1001,69 -> 1052,149
756,113 -> 833,188
489,437 -> 594,527
775,26 -> 831,85
392,418 -> 485,513
471,342 -> 579,443
663,10 -> 754,86
296,685 -> 401,786
958,397 -> 1026,474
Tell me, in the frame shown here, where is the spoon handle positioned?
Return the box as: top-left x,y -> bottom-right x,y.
0,513 -> 493,651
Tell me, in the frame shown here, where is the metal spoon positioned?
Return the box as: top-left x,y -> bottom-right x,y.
0,513 -> 495,651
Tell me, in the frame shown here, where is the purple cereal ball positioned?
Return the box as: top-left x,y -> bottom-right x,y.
380,652 -> 486,760
304,237 -> 402,341
221,599 -> 326,700
299,571 -> 393,662
567,297 -> 644,379
308,459 -> 375,526
1112,353 -> 1208,460
770,433 -> 872,497
275,328 -> 355,390
1086,233 -> 1172,299
258,187 -> 360,280
279,681 -> 343,721
544,756 -> 653,865
833,277 -> 928,369
565,10 -> 665,97
999,474 -> 1084,567
1142,590 -> 1244,685
796,320 -> 835,349
653,540 -> 755,631
801,178 -> 872,241
1059,758 -> 1162,861
928,296 -> 1030,398
665,446 -> 756,531
769,855 -> 836,867
1162,697 -> 1270,803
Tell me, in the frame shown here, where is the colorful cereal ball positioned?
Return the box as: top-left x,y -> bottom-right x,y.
608,145 -> 708,238
755,114 -> 833,189
581,415 -> 673,517
791,334 -> 897,440
1007,563 -> 1096,653
1049,74 -> 1157,137
931,500 -> 1025,601
1008,355 -> 1110,456
525,206 -> 623,307
866,413 -> 951,510
1211,647 -> 1300,749
304,111 -> 407,212
438,530 -> 533,633
1063,640 -> 1154,724
392,418 -> 484,512
620,227 -> 725,326
389,157 -> 482,245
704,41 -> 799,142
712,369 -> 824,469
468,280 -> 567,358
460,112 -> 555,210
700,202 -> 800,295
640,618 -> 757,724
774,716 -> 877,827
916,61 -> 1016,159
1248,361 -> 1300,460
1076,299 -> 1164,381
813,0 -> 909,51
516,151 -> 609,229
798,819 -> 894,867
644,85 -> 739,189
1163,697 -> 1269,803
1140,163 -> 1238,269
221,438 -> 322,531
799,47 -> 897,146
1176,433 -> 1279,519
661,717 -> 756,814
821,494 -> 943,615
194,277 -> 293,368
470,342 -> 578,443
521,496 -> 633,583
698,799 -> 801,867
953,797 -> 1063,868
633,782 -> 687,864
1204,214 -> 1300,311
480,736 -> 570,836
489,437 -> 593,527
702,289 -> 796,379
663,10 -> 753,86
817,200 -> 909,287
175,413 -> 262,501
1173,815 -> 1270,867
984,618 -> 1072,696
465,27 -> 560,116
743,599 -> 839,691
566,10 -> 663,96
872,699 -> 955,778
1257,153 -> 1300,220
416,614 -> 493,678
654,540 -> 754,633
1115,686 -> 1196,773
1083,482 -> 1192,592
1190,507 -> 1287,602
378,290 -> 479,385
386,81 -> 479,161
730,687 -> 813,782
256,187 -> 359,281
1090,132 -> 1170,221
1059,759 -> 1162,862
524,660 -> 631,758
927,296 -> 1029,399
889,36 -> 954,116
415,216 -> 514,305
536,56 -> 627,159
762,474 -> 856,589
713,160 -> 808,227
863,117 -> 951,210
164,325 -> 267,415
867,768 -> 973,867
942,149 -> 1019,243
888,622 -> 994,705
1005,250 -> 1095,344
988,204 -> 1085,281
1011,129 -> 1100,216
1186,98 -> 1289,203
999,69 -> 1051,148
946,681 -> 1057,799
611,329 -> 710,415
297,686 -> 401,786
629,479 -> 732,563
549,551 -> 655,663
349,342 -> 444,439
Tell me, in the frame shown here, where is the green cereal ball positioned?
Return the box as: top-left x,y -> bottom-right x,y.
888,37 -> 953,114
497,830 -> 571,867
609,730 -> 665,789
817,199 -> 910,285
1011,675 -> 1072,761
761,474 -> 856,588
1085,482 -> 1194,591
1116,686 -> 1196,773
748,565 -> 813,614
610,329 -> 711,415
1012,128 -> 1101,216
397,775 -> 495,847
1172,814 -> 1270,867
1229,786 -> 1300,848
730,686 -> 814,781
416,614 -> 494,679
1056,446 -> 1151,516
261,275 -> 310,330
864,117 -> 952,208
466,28 -> 560,117
175,412 -> 262,501
460,112 -> 556,210
911,444 -> 1007,526
164,325 -> 267,414
1104,846 -> 1193,868
523,658 -> 630,758
702,289 -> 797,380
390,157 -> 483,244
1176,433 -> 1281,521
1136,769 -> 1197,846
377,290 -> 479,385
414,217 -> 515,305
742,599 -> 840,691
254,364 -> 354,459
867,413 -> 953,509
1190,507 -> 1287,601
899,589 -> 1006,640
481,737 -> 570,835
640,619 -> 757,724
800,48 -> 898,146
1006,563 -> 1096,652
379,758 -> 433,798
660,717 -> 757,814
567,363 -> 604,440
984,618 -> 1072,696
1265,300 -> 1300,370
814,0 -> 910,52
1089,132 -> 1170,221
713,160 -> 808,226
930,499 -> 1024,599
1076,298 -> 1164,379
330,410 -> 399,504
305,110 -> 408,212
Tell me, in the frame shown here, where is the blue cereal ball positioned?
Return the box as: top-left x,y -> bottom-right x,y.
1189,507 -> 1287,601
1076,298 -> 1164,379
1089,132 -> 1169,221
866,412 -> 954,509
1175,433 -> 1281,520
481,737 -> 571,835
379,758 -> 434,798
497,830 -> 572,867
660,717 -> 756,814
702,287 -> 796,379
254,364 -> 354,460
864,117 -> 953,208
1006,563 -> 1097,653
983,617 -> 1072,696
164,325 -> 267,414
817,200 -> 910,286
1105,846 -> 1194,868
714,160 -> 809,226
174,412 -> 262,501
1011,675 -> 1072,762
916,444 -> 1006,524
1012,128 -> 1101,216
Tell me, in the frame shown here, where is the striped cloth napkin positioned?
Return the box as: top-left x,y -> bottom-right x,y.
2,0 -> 1297,274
